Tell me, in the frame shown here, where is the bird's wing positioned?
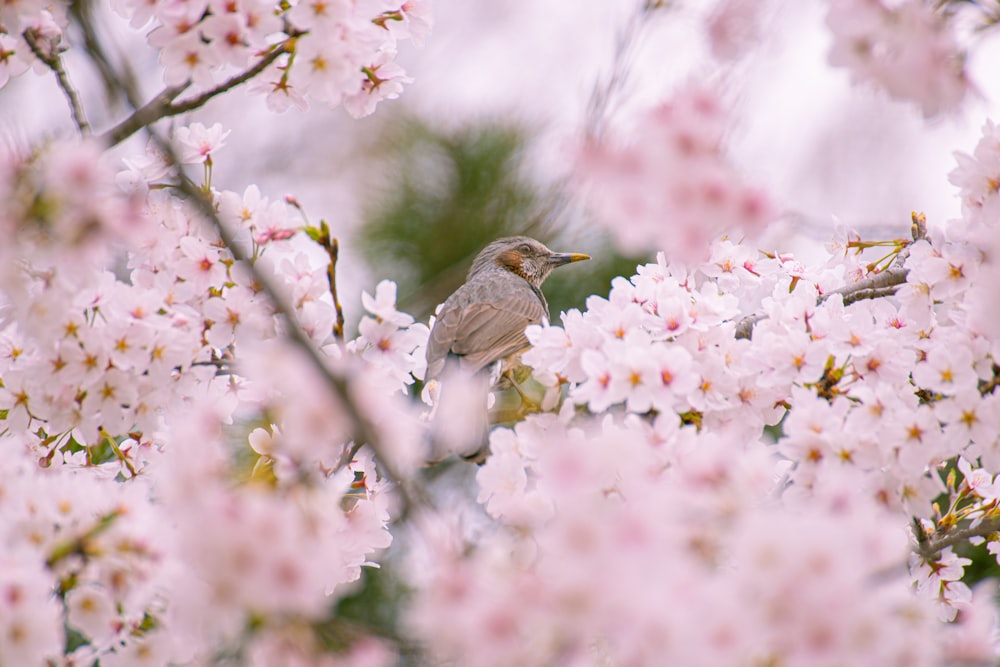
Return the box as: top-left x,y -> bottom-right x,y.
426,291 -> 546,378
426,301 -> 464,378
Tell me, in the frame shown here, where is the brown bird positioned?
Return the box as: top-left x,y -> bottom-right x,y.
426,236 -> 590,383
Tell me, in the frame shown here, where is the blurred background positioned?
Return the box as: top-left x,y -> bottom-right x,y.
5,0 -> 1000,331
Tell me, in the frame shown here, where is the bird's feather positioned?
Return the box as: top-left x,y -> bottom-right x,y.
426,276 -> 547,378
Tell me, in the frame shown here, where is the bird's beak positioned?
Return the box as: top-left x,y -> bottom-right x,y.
547,252 -> 591,267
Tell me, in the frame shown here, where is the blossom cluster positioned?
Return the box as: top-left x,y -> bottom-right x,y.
577,83 -> 775,258
2,0 -> 430,118
400,132 -> 1000,663
405,117 -> 1000,664
826,0 -> 969,117
949,119 -> 1000,348
413,417 -> 990,666
0,139 -> 146,292
7,0 -> 1000,664
0,128 -> 430,665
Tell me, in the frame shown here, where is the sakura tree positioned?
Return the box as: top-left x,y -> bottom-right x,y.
2,1 -> 1000,666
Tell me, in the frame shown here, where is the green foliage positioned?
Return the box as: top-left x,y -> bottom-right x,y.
959,537 -> 1000,589
542,244 -> 647,321
358,117 -> 648,322
322,559 -> 415,659
64,626 -> 88,654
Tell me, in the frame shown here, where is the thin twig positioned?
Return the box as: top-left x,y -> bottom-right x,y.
70,1 -> 144,110
22,28 -> 91,136
165,41 -> 291,116
584,2 -> 665,143
191,359 -> 236,375
101,41 -> 291,147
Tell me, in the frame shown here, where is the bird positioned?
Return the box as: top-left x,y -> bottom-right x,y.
424,236 -> 589,462
425,236 -> 590,386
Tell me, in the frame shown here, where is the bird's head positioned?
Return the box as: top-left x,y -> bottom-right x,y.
469,236 -> 590,287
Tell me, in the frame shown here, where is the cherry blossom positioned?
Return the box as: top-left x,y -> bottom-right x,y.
706,0 -> 766,61
0,556 -> 63,665
577,82 -> 776,257
175,121 -> 231,165
826,0 -> 969,117
6,1 -> 1000,665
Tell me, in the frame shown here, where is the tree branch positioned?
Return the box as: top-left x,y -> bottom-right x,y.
584,2 -> 667,143
914,515 -> 1000,561
22,28 -> 91,136
71,22 -> 422,512
101,41 -> 290,147
821,265 -> 910,306
735,265 -> 910,340
100,82 -> 191,146
734,312 -> 766,340
735,213 -> 929,340
70,0 -> 144,110
146,130 -> 426,519
163,41 -> 291,116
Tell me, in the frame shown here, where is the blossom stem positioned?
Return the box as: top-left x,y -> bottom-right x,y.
328,236 -> 346,341
45,510 -> 122,568
101,427 -> 138,478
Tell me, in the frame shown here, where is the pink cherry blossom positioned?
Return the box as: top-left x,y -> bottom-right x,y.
7,2 -> 1000,665
577,82 -> 776,258
175,122 -> 231,165
827,0 -> 969,117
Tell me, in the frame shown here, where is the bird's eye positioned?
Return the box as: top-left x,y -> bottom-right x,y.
518,243 -> 532,254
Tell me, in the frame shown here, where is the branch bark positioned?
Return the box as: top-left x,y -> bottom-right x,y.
70,0 -> 142,110
914,515 -> 1000,561
23,28 -> 91,136
734,265 -> 910,340
100,41 -> 290,147
100,82 -> 191,146
147,130 -> 426,519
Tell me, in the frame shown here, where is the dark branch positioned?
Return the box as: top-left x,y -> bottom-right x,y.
735,265 -> 910,340
101,41 -> 290,147
100,83 -> 190,146
734,313 -> 766,340
163,41 -> 290,116
70,0 -> 144,110
735,212 -> 928,340
914,515 -> 1000,561
841,285 -> 902,306
820,265 -> 910,305
22,28 -> 91,136
145,130 -> 425,518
